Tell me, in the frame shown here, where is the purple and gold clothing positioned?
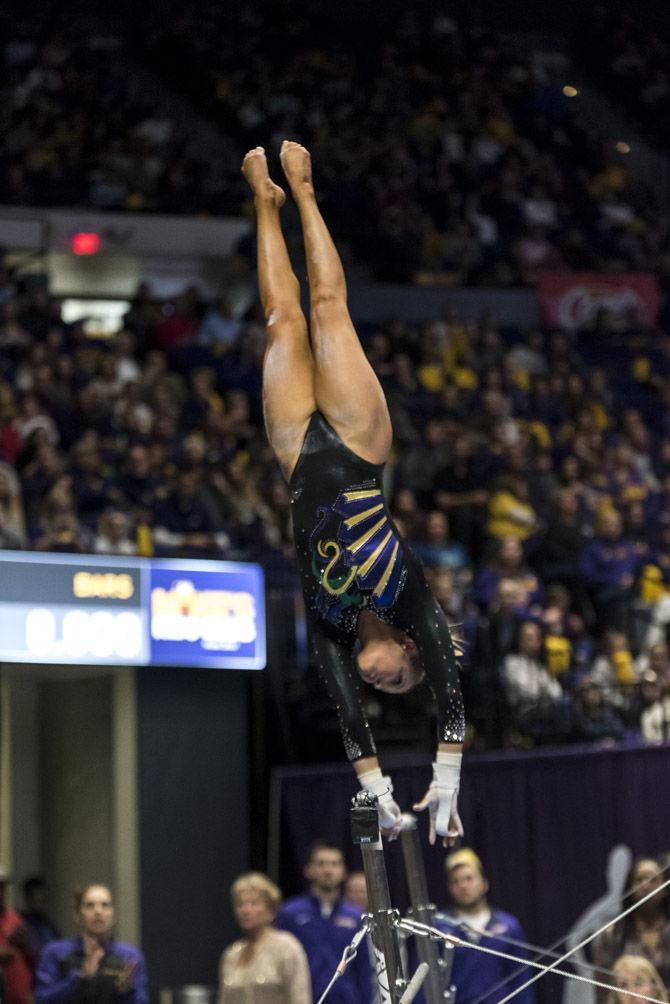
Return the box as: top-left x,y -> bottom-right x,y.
290,411 -> 464,761
35,938 -> 148,1004
431,909 -> 534,1004
276,895 -> 372,1004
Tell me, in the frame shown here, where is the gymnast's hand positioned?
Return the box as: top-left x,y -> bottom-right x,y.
413,752 -> 464,847
357,767 -> 403,839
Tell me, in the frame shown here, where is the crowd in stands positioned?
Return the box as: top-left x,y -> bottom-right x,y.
139,0 -> 667,284
0,4 -> 667,283
0,9 -> 220,213
1,262 -> 670,752
577,4 -> 669,152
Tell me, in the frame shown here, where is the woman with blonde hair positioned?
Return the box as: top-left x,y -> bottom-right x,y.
609,955 -> 668,1004
218,872 -> 310,1003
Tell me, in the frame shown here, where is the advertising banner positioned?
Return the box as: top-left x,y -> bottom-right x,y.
537,272 -> 661,329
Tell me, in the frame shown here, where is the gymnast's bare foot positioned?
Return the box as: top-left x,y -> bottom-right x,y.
241,147 -> 285,206
279,140 -> 314,195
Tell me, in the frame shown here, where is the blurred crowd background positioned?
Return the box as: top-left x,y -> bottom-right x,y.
0,0 -> 670,762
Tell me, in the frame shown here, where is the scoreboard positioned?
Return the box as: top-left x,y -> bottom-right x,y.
0,552 -> 266,669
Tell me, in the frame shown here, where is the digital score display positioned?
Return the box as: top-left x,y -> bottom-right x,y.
0,552 -> 265,669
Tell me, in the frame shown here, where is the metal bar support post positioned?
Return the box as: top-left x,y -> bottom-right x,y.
351,791 -> 408,1003
400,814 -> 455,1003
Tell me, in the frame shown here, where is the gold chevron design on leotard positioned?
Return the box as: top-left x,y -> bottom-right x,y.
342,489 -> 382,502
317,540 -> 359,595
357,529 -> 393,579
343,503 -> 385,530
347,516 -> 388,555
373,541 -> 400,598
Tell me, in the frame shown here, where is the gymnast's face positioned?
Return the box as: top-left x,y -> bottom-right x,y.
357,636 -> 424,694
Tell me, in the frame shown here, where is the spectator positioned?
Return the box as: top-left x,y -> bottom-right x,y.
501,620 -> 566,744
35,883 -> 148,1004
432,434 -> 489,556
198,297 -> 241,351
570,676 -> 625,745
580,508 -> 641,632
635,643 -> 670,685
20,876 -> 59,955
537,487 -> 591,589
152,466 -> 228,557
218,872 -> 311,1004
115,445 -> 159,515
609,955 -> 668,1004
342,873 -> 368,913
432,848 -> 533,1004
592,858 -> 670,998
473,537 -> 543,612
591,631 -> 636,703
94,510 -> 138,556
0,465 -> 26,548
411,511 -> 469,574
641,677 -> 670,744
0,867 -> 34,1004
486,475 -> 540,544
276,842 -> 373,1004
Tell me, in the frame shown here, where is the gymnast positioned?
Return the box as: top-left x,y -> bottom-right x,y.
242,141 -> 465,845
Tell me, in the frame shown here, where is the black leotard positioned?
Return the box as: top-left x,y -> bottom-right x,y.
289,412 -> 465,761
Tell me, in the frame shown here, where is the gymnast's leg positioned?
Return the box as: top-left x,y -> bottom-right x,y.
279,140 -> 392,465
241,147 -> 316,481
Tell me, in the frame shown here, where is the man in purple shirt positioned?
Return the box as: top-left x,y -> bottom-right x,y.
580,508 -> 641,630
276,842 -> 373,1004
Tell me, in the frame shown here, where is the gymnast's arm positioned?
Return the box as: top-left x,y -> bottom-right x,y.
395,568 -> 465,844
309,625 -> 402,833
395,571 -> 465,751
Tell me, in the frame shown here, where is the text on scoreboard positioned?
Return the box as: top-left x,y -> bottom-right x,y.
0,552 -> 265,669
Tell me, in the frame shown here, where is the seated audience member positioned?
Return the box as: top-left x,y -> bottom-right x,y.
0,867 -> 34,1004
432,434 -> 489,555
592,858 -> 670,999
198,297 -> 241,351
115,444 -> 159,513
0,465 -> 26,549
580,508 -> 641,631
33,505 -> 92,554
570,676 -> 625,744
218,872 -> 311,1004
635,643 -> 670,685
486,475 -> 540,544
641,676 -> 670,744
152,465 -> 228,557
537,486 -> 591,588
466,577 -> 527,746
501,620 -> 566,743
20,876 -> 59,954
94,509 -> 138,556
276,842 -> 373,1004
591,631 -> 636,703
432,848 -> 534,1004
35,884 -> 148,1004
427,567 -> 466,622
609,955 -> 668,1004
411,510 -> 469,574
473,537 -> 543,611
